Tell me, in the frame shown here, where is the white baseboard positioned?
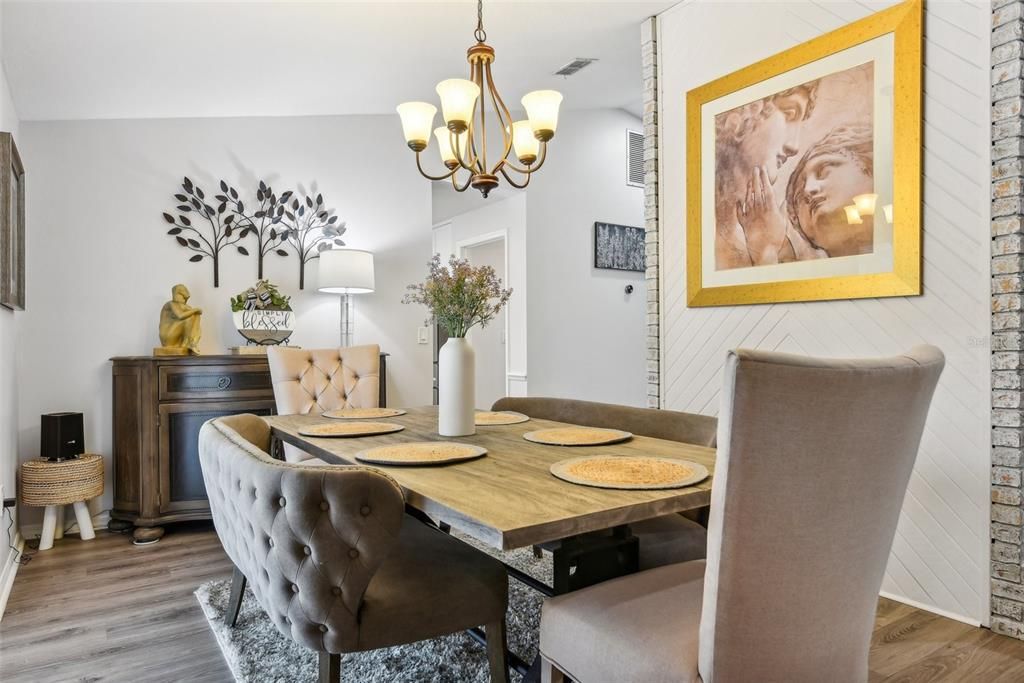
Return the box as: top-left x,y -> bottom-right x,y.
879,590 -> 982,628
0,531 -> 24,622
20,510 -> 110,540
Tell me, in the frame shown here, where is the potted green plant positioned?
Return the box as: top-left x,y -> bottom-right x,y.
404,254 -> 512,436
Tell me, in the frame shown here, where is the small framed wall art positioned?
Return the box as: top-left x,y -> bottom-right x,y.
686,0 -> 921,307
0,132 -> 25,310
594,222 -> 645,272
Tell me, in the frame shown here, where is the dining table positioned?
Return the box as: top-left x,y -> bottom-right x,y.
264,405 -> 717,678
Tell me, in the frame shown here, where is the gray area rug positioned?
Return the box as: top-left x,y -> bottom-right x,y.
195,531 -> 551,682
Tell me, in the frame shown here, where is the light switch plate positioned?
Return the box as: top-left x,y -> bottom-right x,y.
417,327 -> 430,345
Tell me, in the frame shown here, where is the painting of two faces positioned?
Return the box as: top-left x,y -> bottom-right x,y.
714,61 -> 876,271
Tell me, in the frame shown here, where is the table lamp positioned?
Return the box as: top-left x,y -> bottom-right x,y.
318,248 -> 375,348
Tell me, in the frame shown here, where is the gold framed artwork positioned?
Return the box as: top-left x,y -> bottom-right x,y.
686,0 -> 921,307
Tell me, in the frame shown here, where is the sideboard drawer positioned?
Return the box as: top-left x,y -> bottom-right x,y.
158,363 -> 274,401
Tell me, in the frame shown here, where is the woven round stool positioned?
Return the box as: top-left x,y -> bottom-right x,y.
20,454 -> 103,550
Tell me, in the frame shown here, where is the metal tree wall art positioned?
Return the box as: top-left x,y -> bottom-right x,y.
279,192 -> 346,289
162,176 -> 252,287
218,179 -> 292,279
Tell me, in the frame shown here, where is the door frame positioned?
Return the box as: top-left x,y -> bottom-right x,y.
456,230 -> 511,399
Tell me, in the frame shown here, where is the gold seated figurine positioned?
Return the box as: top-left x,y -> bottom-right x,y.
154,284 -> 203,356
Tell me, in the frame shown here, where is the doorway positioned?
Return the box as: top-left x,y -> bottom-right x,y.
460,235 -> 507,410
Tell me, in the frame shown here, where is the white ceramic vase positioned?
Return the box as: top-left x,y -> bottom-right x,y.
438,336 -> 476,436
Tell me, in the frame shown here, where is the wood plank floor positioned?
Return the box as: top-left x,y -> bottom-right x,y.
2,524 -> 1024,682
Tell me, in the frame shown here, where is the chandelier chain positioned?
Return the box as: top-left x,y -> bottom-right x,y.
474,0 -> 487,43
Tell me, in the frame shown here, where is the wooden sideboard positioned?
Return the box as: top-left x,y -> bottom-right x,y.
110,353 -> 388,543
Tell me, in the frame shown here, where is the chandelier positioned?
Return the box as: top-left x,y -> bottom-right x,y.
396,0 -> 563,198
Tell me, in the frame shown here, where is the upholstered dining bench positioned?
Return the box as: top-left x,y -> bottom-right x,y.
198,413 -> 511,682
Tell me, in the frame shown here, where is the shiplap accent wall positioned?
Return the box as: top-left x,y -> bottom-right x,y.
655,0 -> 990,624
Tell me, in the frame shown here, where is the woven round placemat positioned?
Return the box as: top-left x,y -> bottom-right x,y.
355,442 -> 487,466
550,456 -> 709,490
475,411 -> 530,426
323,407 -> 408,420
20,454 -> 104,506
297,422 -> 406,438
523,427 -> 632,446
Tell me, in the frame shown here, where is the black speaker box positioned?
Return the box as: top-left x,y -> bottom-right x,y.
41,412 -> 85,462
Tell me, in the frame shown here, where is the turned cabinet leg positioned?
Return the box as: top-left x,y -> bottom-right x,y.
39,505 -> 58,550
225,566 -> 247,628
318,652 -> 342,683
53,505 -> 65,540
72,501 -> 96,541
540,657 -> 567,683
485,620 -> 510,683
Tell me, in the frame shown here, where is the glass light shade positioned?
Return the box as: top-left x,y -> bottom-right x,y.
883,204 -> 894,224
318,249 -> 375,294
852,193 -> 878,216
843,205 -> 863,225
434,126 -> 468,165
436,79 -> 480,129
509,120 -> 540,163
521,90 -> 563,140
396,102 -> 437,150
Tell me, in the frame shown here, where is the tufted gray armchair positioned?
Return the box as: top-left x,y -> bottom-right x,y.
199,414 -> 510,682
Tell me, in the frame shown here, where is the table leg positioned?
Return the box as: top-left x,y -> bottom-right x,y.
53,505 -> 65,540
39,505 -> 58,550
72,501 -> 96,541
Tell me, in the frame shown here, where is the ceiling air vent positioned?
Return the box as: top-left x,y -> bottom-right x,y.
554,58 -> 598,77
627,130 -> 644,188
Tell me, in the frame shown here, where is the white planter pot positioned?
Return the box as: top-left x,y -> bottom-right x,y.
438,337 -> 476,436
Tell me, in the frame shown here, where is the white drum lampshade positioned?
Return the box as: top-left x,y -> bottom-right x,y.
318,249 -> 375,294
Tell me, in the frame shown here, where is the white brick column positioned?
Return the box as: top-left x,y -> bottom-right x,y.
992,0 -> 1024,639
641,17 -> 661,408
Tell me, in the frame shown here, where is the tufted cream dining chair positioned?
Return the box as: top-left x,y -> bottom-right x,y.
492,396 -> 714,570
539,346 -> 945,683
199,413 -> 510,683
267,344 -> 381,464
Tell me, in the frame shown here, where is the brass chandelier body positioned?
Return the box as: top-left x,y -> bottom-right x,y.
397,0 -> 562,198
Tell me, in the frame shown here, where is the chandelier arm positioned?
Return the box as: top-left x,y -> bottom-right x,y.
452,168 -> 474,192
498,165 -> 531,190
484,62 -> 515,169
415,152 -> 459,182
477,64 -> 488,174
451,128 -> 477,173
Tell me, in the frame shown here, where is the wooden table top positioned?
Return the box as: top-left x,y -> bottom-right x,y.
266,406 -> 717,551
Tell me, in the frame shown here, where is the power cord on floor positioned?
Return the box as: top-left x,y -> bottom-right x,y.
3,505 -> 33,566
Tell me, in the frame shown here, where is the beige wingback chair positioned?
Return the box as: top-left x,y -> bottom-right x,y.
492,396 -> 715,570
267,344 -> 381,463
199,414 -> 510,683
539,346 -> 944,683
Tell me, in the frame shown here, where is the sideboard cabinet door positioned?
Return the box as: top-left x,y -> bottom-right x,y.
157,400 -> 274,515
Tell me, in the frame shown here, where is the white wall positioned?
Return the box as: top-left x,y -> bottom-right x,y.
0,0 -> 22,610
17,114 -> 433,527
433,192 -> 528,397
657,0 -> 990,624
526,108 -> 646,405
431,109 -> 647,406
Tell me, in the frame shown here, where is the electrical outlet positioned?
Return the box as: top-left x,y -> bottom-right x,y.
2,497 -> 14,509
417,327 -> 430,345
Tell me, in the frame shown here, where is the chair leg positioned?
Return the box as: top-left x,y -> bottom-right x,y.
485,620 -> 510,683
532,545 -> 543,559
318,652 -> 342,683
225,565 -> 247,627
540,657 -> 567,683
